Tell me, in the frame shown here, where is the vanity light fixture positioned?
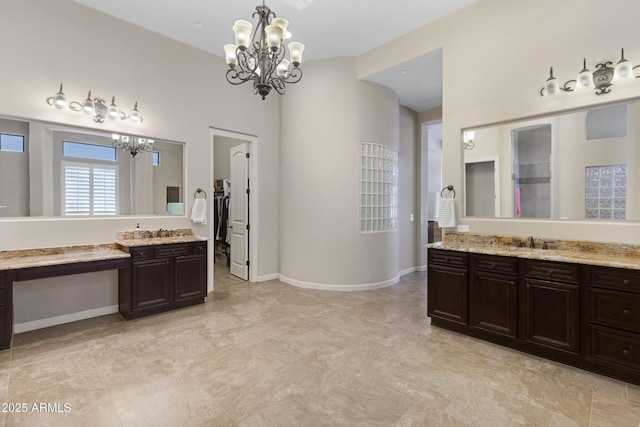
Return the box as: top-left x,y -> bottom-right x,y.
224,0 -> 305,99
540,49 -> 640,96
112,134 -> 154,157
463,131 -> 475,151
47,84 -> 143,123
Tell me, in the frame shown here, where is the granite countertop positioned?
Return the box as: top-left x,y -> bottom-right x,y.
115,228 -> 208,248
116,235 -> 208,248
429,232 -> 640,271
0,244 -> 130,271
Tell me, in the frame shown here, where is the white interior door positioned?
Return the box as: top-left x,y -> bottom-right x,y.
230,143 -> 249,280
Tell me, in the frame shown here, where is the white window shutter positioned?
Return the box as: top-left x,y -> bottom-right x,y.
64,165 -> 91,216
62,162 -> 118,216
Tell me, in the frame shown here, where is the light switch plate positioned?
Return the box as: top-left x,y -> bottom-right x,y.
457,225 -> 470,232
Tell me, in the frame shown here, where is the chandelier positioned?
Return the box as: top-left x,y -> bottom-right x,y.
224,1 -> 305,100
47,84 -> 142,123
112,134 -> 154,157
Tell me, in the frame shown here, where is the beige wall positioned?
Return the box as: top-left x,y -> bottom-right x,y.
0,0 -> 280,325
358,0 -> 640,243
399,106 -> 419,271
279,58 -> 402,287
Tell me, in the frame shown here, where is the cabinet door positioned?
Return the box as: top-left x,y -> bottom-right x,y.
174,255 -> 207,302
522,278 -> 579,355
131,259 -> 172,311
471,271 -> 517,338
0,272 -> 11,350
428,265 -> 468,325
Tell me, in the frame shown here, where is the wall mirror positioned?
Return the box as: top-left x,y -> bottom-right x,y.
463,100 -> 640,221
0,116 -> 184,218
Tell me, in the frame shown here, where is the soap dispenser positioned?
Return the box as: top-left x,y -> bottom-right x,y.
134,223 -> 142,239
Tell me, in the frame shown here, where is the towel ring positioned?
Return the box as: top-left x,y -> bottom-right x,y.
194,188 -> 207,199
440,185 -> 456,199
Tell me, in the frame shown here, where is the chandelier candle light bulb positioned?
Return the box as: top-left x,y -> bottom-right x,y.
224,1 -> 305,99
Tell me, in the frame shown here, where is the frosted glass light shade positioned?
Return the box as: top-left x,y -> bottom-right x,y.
575,59 -> 594,90
265,24 -> 283,50
614,60 -> 634,81
288,42 -> 305,66
82,92 -> 95,115
544,67 -> 560,96
108,97 -> 119,119
224,44 -> 238,65
277,59 -> 290,77
54,93 -> 67,109
232,20 -> 253,49
463,131 -> 475,143
271,18 -> 291,39
129,103 -> 141,123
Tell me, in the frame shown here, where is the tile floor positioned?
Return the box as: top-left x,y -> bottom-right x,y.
1,266 -> 640,426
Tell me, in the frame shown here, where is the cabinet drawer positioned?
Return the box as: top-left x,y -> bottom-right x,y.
591,326 -> 640,372
0,289 -> 6,306
193,241 -> 207,255
591,289 -> 640,332
590,267 -> 640,293
472,254 -> 517,275
155,244 -> 191,258
521,261 -> 580,284
130,247 -> 154,261
428,249 -> 468,268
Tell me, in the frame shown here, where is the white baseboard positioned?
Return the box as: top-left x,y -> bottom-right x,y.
419,264 -> 428,271
14,304 -> 119,334
256,273 -> 280,282
279,274 -> 399,292
399,266 -> 418,277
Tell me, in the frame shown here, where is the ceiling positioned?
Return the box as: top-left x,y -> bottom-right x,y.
73,0 -> 476,112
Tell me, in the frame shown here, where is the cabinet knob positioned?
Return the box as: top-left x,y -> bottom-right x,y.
623,348 -> 630,356
623,309 -> 630,315
623,279 -> 630,286
489,263 -> 496,267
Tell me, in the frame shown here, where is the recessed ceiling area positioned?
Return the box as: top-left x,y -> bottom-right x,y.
73,0 -> 476,112
361,49 -> 443,113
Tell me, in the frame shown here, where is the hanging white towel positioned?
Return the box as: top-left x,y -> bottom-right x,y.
191,198 -> 207,224
438,198 -> 456,228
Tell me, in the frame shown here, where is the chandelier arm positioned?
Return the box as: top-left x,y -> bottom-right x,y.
282,67 -> 303,84
270,78 -> 286,95
226,68 -> 255,86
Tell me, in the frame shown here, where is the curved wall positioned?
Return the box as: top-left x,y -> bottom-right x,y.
279,57 -> 400,289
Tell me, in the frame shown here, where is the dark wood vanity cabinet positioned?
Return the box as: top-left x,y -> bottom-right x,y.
427,250 -> 469,327
427,247 -> 640,385
586,266 -> 640,379
520,260 -> 580,358
0,271 -> 11,349
119,241 -> 207,319
470,254 -> 518,339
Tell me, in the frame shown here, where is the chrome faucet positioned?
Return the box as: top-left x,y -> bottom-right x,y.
527,236 -> 535,249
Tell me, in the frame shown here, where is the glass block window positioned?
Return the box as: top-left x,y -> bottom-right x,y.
585,164 -> 626,220
360,142 -> 398,232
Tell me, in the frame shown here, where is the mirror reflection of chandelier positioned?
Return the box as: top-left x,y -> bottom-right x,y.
112,134 -> 154,157
224,1 -> 305,100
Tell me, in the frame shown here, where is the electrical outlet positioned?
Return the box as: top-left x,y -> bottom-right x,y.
457,225 -> 470,232
410,214 -> 414,221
